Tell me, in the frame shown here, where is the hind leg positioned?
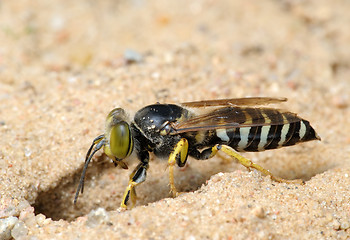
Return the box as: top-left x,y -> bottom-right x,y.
215,144 -> 304,184
191,144 -> 303,184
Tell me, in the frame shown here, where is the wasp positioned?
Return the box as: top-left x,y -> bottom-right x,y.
74,97 -> 320,209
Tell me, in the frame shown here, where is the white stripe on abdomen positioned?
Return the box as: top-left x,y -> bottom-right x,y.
278,123 -> 290,146
237,127 -> 251,150
258,125 -> 271,151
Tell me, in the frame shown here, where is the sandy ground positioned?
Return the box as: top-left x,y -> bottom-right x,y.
0,0 -> 350,239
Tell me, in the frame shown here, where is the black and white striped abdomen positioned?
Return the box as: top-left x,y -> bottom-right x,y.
215,113 -> 320,152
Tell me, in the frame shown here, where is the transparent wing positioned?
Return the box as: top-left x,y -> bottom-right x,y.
180,97 -> 287,108
171,106 -> 300,134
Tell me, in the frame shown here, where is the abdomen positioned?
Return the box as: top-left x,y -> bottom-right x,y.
216,109 -> 320,152
226,120 -> 319,152
227,120 -> 320,152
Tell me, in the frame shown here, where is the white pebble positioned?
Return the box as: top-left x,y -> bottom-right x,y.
17,200 -> 31,212
11,221 -> 28,239
85,208 -> 110,228
24,147 -> 32,157
340,220 -> 350,230
0,217 -> 19,240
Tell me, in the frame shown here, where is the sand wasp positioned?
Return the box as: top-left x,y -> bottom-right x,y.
74,97 -> 320,208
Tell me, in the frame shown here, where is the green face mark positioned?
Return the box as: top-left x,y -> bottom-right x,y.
109,122 -> 133,160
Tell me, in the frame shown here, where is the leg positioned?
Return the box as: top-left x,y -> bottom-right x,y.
189,145 -> 219,160
121,161 -> 149,209
216,144 -> 304,184
168,138 -> 189,197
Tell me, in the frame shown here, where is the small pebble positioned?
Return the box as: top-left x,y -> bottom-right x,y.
0,217 -> 19,240
340,220 -> 350,230
11,221 -> 28,239
24,147 -> 32,157
124,49 -> 143,64
35,214 -> 47,226
332,96 -> 348,109
331,219 -> 340,230
151,72 -> 160,79
251,206 -> 265,219
186,235 -> 196,240
211,173 -> 224,183
85,208 -> 110,228
19,206 -> 35,221
0,206 -> 17,219
17,200 -> 31,212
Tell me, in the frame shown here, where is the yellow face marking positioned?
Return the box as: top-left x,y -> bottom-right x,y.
104,144 -> 113,158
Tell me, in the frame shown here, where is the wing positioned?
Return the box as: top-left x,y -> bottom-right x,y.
181,97 -> 287,108
171,106 -> 301,134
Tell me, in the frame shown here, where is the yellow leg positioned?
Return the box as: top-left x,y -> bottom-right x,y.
121,181 -> 137,209
216,145 -> 304,184
120,162 -> 148,209
168,138 -> 189,197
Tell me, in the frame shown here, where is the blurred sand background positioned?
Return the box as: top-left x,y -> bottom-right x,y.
0,0 -> 350,239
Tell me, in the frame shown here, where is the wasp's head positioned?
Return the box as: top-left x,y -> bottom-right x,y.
74,107 -> 134,204
104,108 -> 134,161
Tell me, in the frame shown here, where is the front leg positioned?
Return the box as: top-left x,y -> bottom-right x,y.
121,161 -> 149,209
168,138 -> 189,197
120,149 -> 150,209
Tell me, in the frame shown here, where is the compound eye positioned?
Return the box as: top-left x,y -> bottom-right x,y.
109,122 -> 133,159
